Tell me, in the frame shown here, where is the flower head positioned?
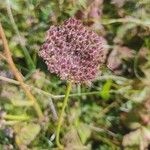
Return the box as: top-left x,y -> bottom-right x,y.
39,17 -> 107,83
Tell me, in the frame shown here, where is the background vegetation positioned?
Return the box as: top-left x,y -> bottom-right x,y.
0,0 -> 150,149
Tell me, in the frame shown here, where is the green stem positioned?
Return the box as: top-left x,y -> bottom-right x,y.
4,114 -> 30,121
6,0 -> 35,70
56,81 -> 72,149
102,18 -> 150,27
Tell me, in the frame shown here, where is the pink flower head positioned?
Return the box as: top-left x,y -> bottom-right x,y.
39,17 -> 107,83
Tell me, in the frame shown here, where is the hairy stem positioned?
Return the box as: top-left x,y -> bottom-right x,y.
0,23 -> 43,119
56,81 -> 72,149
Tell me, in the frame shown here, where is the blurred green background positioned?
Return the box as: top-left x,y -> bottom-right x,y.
0,0 -> 150,149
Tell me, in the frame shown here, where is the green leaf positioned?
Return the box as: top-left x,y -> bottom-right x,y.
116,23 -> 137,40
100,79 -> 112,100
123,127 -> 150,149
77,123 -> 91,144
10,99 -> 33,107
15,123 -> 41,146
78,0 -> 87,8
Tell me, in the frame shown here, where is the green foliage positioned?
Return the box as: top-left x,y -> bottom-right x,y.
100,79 -> 112,100
15,123 -> 41,146
0,0 -> 150,149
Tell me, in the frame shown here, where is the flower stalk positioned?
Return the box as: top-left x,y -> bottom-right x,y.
56,81 -> 72,149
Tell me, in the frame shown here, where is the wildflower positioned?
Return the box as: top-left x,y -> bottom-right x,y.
39,17 -> 107,83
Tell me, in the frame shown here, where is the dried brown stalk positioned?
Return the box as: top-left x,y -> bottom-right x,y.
0,23 -> 43,119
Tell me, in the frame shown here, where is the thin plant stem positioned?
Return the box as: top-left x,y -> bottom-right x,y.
0,23 -> 43,119
3,121 -> 20,125
56,81 -> 72,149
0,75 -> 129,99
0,53 -> 7,60
0,75 -> 135,101
48,97 -> 58,121
99,101 -> 118,118
102,17 -> 150,28
4,114 -> 30,121
6,0 -> 35,70
0,75 -> 56,98
133,50 -> 143,81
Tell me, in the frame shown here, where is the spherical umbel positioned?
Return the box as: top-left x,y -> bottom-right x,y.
39,17 -> 107,83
